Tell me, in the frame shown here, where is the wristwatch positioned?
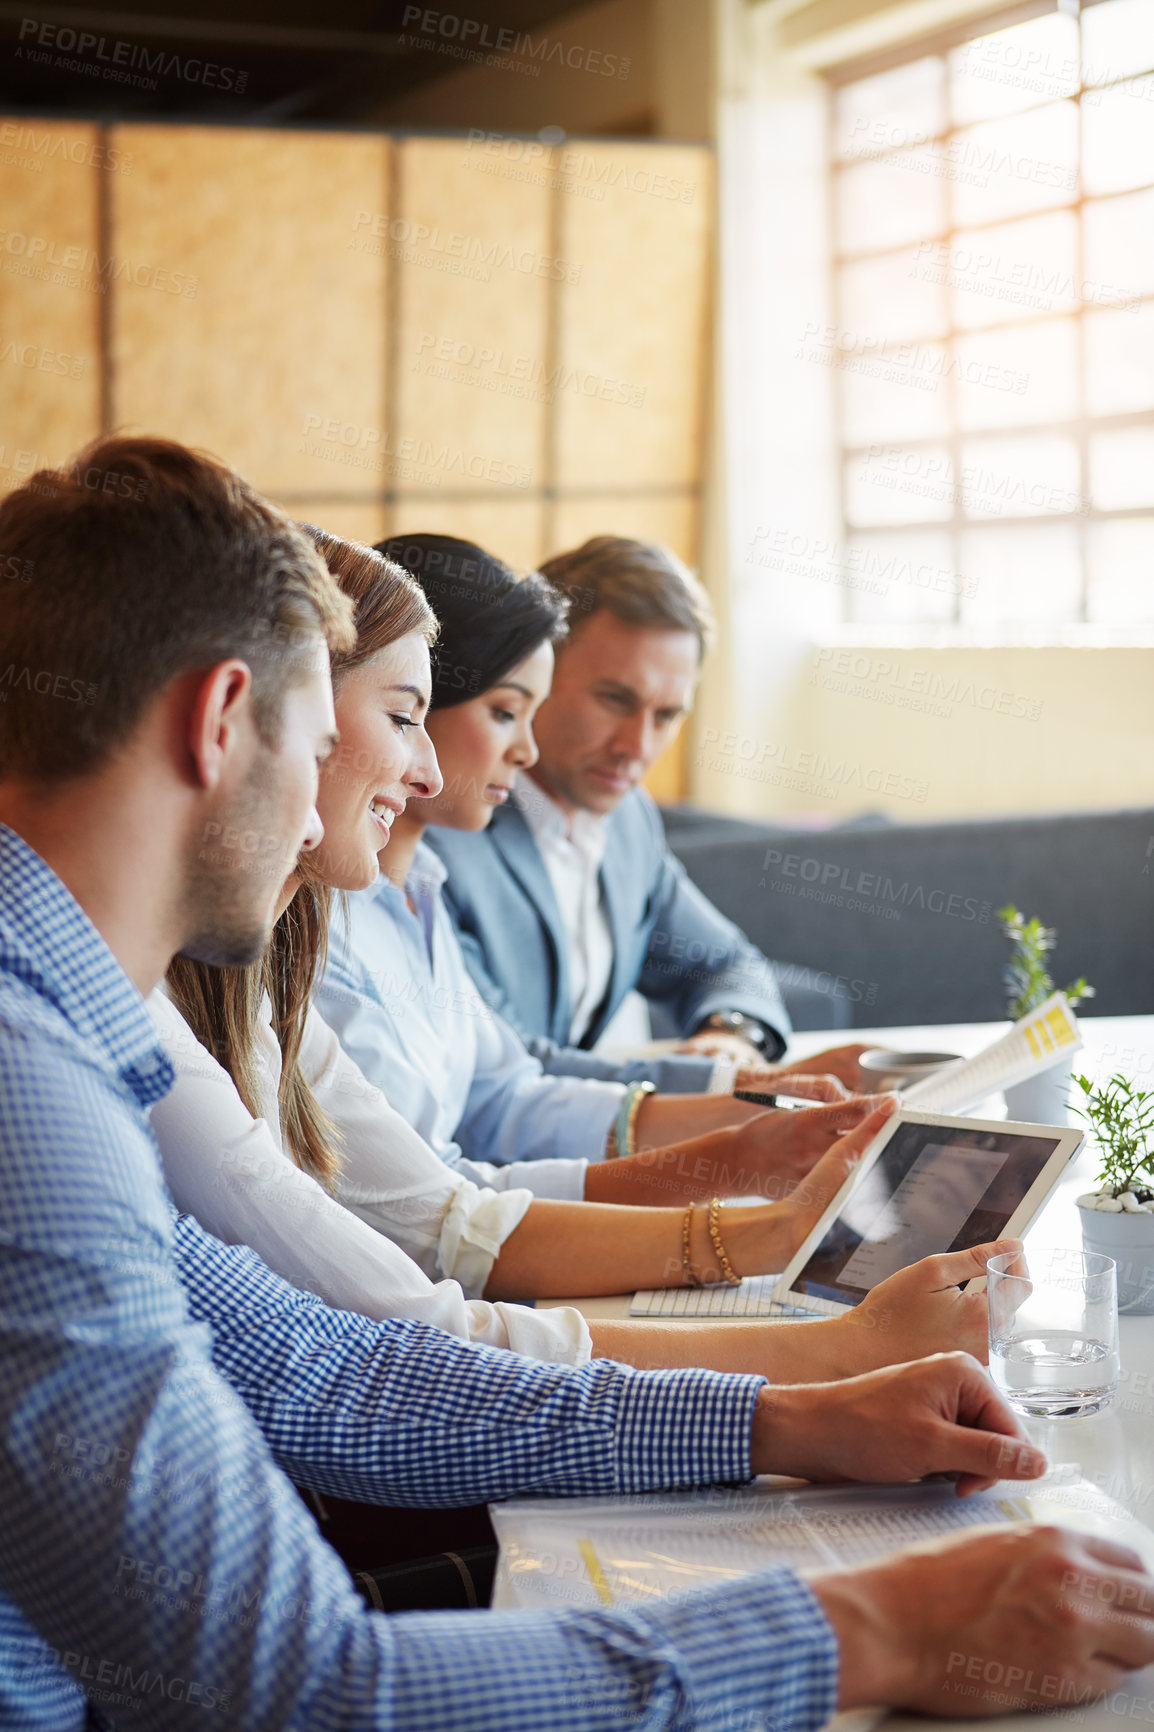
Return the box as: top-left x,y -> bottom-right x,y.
694,1010 -> 770,1055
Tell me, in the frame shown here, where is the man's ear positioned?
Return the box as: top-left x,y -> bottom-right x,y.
186,660 -> 255,792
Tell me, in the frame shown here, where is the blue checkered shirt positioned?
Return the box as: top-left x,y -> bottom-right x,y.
0,824 -> 839,1729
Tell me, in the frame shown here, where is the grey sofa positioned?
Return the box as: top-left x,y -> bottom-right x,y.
659,805 -> 1154,1031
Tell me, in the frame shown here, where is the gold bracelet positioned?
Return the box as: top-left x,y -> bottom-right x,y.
625,1080 -> 656,1158
707,1196 -> 741,1286
681,1203 -> 702,1287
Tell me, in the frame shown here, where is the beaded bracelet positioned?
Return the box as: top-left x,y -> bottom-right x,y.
681,1203 -> 702,1287
707,1196 -> 741,1286
607,1080 -> 656,1159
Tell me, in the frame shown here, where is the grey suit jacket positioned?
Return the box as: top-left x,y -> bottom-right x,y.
426,788 -> 791,1079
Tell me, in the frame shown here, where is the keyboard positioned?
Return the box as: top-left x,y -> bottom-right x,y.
629,1274 -> 814,1319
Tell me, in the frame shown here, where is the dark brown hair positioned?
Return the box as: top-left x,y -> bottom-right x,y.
0,434 -> 352,782
539,535 -> 714,658
379,531 -> 567,711
167,531 -> 436,1187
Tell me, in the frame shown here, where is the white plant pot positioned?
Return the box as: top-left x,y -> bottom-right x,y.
1004,1055 -> 1073,1126
1078,1200 -> 1154,1316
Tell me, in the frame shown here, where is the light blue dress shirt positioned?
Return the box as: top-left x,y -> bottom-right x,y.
319,843 -> 625,1198
0,823 -> 839,1730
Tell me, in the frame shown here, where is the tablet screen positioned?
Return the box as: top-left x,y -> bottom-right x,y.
787,1121 -> 1063,1307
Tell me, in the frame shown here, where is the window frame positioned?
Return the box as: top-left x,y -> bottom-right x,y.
825,0 -> 1154,631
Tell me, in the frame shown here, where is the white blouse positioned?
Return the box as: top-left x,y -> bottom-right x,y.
147,987 -> 591,1365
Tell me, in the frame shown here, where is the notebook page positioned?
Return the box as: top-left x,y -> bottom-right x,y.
902,992 -> 1081,1115
491,1474 -> 1150,1614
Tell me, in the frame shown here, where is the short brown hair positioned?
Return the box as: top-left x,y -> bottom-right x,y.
538,535 -> 714,658
0,435 -> 354,783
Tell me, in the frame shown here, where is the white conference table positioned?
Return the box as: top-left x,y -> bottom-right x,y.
536,1014 -> 1154,1732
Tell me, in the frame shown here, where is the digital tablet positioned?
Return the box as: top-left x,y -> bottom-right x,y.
771,1109 -> 1084,1317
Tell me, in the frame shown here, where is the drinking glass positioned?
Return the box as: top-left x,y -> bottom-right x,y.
987,1248 -> 1119,1418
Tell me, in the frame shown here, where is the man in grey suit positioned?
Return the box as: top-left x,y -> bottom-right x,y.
428,536 -> 864,1094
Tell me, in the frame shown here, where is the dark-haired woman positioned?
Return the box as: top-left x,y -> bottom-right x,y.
319,533 -> 860,1198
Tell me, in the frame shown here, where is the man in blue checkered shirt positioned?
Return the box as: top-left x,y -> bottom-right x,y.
2,436 -> 1151,1730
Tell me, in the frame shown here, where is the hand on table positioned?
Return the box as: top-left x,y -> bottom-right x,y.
777,1042 -> 872,1091
679,1030 -> 765,1067
734,1066 -> 850,1103
733,1042 -> 875,1100
751,1348 -> 1044,1492
811,1526 -> 1154,1715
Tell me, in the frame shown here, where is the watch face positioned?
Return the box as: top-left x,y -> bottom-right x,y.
706,1012 -> 767,1046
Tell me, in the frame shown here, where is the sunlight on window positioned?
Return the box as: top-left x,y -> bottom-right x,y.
954,321 -> 1077,430
1082,0 -> 1154,83
1084,186 -> 1154,296
948,210 -> 1079,329
1086,519 -> 1154,620
959,524 -> 1082,624
833,56 -> 943,159
830,0 -> 1154,633
1090,427 -> 1154,508
950,14 -> 1079,125
1085,304 -> 1154,414
840,250 -> 947,341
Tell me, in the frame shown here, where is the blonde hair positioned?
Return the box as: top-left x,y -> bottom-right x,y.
167,533 -> 437,1186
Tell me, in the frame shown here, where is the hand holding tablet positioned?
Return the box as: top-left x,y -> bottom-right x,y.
773,1109 -> 1083,1317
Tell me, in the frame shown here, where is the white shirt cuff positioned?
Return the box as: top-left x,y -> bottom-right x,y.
451,1154 -> 589,1203
708,1057 -> 738,1094
466,1300 -> 593,1365
438,1182 -> 534,1297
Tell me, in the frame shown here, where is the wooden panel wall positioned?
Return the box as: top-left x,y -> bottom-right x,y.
110,126 -> 390,537
0,122 -> 102,493
0,120 -> 712,795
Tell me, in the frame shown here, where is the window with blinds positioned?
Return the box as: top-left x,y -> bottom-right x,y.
827,0 -> 1154,630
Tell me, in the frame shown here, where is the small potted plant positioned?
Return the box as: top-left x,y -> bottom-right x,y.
1074,1073 -> 1154,1315
998,906 -> 1094,1124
